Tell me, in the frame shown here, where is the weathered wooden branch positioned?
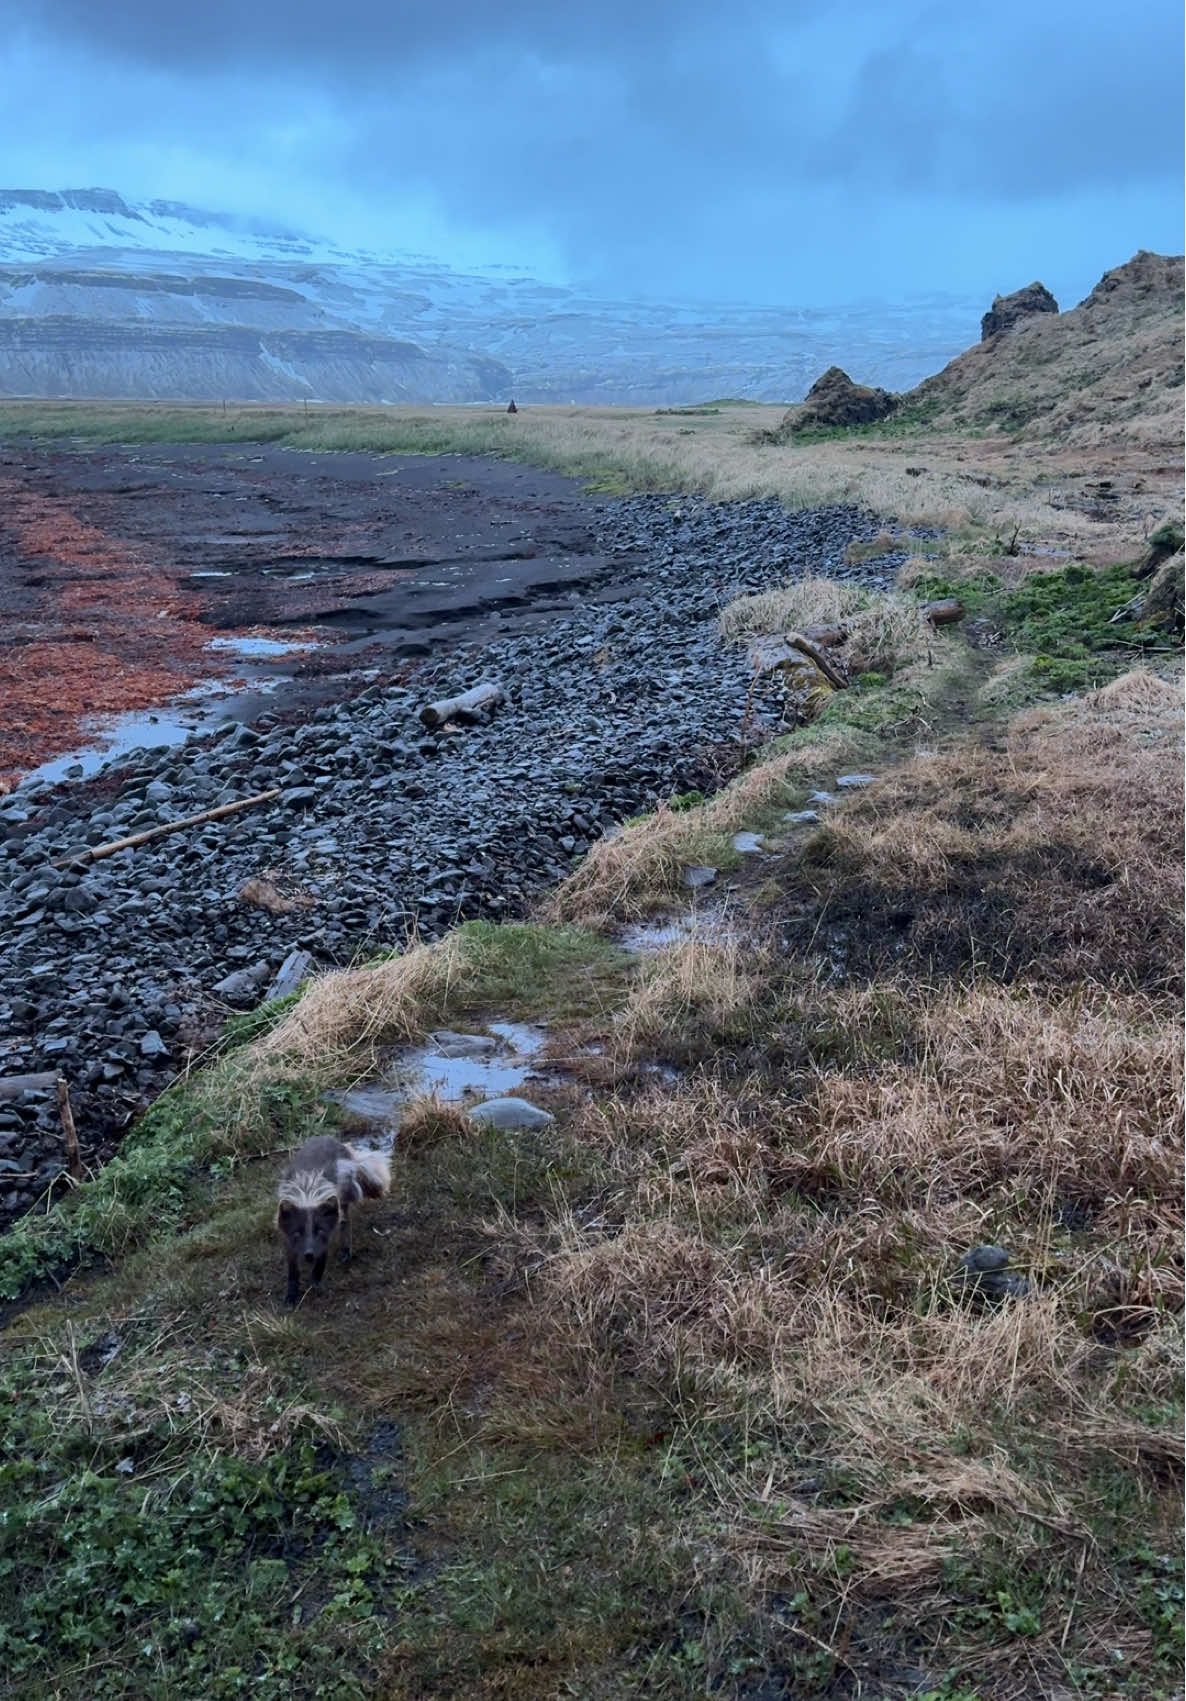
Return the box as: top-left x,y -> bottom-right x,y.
0,1072 -> 58,1102
785,630 -> 849,691
52,789 -> 282,868
56,1076 -> 84,1182
797,624 -> 848,649
923,598 -> 966,629
418,681 -> 503,729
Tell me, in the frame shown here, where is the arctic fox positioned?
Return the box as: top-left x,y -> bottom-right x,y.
275,1135 -> 390,1306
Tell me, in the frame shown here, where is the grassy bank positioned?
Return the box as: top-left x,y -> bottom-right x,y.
1,530 -> 1181,1696
0,397 -> 1176,549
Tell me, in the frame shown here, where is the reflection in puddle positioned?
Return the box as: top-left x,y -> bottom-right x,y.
206,635 -> 316,659
619,907 -> 737,954
389,1021 -> 547,1099
327,1021 -> 550,1150
20,675 -> 295,786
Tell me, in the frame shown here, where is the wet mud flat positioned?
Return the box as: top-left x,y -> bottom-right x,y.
0,442 -> 648,785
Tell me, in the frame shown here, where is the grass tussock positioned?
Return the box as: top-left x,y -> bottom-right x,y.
396,1093 -> 476,1155
720,571 -> 948,681
790,669 -> 1184,991
610,935 -> 764,1063
250,931 -> 473,1076
546,728 -> 856,923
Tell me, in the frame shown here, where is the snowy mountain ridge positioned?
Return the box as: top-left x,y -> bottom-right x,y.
0,188 -> 982,405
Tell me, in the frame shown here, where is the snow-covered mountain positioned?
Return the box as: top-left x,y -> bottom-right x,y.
0,188 -> 981,405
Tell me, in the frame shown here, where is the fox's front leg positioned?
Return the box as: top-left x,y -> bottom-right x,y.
337,1204 -> 353,1265
310,1251 -> 328,1290
285,1255 -> 301,1307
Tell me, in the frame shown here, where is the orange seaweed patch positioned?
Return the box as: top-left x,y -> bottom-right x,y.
0,472 -> 230,787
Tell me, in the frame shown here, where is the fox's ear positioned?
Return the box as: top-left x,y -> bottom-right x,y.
278,1202 -> 296,1223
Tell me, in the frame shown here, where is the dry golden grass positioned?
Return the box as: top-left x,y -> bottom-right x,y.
793,669 -> 1184,991
397,1093 -> 476,1155
610,935 -> 762,1061
844,529 -> 897,563
545,727 -> 856,923
250,932 -> 472,1076
720,572 -> 952,679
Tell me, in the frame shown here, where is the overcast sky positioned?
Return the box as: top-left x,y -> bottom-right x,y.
2,0 -> 1182,306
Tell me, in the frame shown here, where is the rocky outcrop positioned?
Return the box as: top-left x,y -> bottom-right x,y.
782,366 -> 898,434
1142,550 -> 1185,633
980,282 -> 1059,340
905,252 -> 1182,446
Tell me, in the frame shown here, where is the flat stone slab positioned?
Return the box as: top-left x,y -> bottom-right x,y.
731,832 -> 765,854
806,791 -> 836,807
683,864 -> 718,890
835,773 -> 877,789
467,1096 -> 555,1131
428,1030 -> 499,1059
326,1086 -> 403,1123
784,809 -> 820,825
266,948 -> 316,1003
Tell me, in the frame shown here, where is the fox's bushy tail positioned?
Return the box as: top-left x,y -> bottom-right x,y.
344,1144 -> 391,1199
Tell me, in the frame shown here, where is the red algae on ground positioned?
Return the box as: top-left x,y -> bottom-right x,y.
0,471 -> 229,787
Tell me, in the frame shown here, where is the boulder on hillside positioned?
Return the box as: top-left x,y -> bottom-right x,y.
1132,518 -> 1185,581
783,366 -> 899,433
1142,550 -> 1185,634
980,282 -> 1059,340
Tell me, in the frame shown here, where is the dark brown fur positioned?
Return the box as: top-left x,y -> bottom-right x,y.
276,1135 -> 390,1306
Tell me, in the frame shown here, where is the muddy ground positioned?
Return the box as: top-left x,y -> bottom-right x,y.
0,443 -> 655,783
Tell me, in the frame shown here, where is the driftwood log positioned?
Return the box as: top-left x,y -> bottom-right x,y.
0,1073 -> 85,1181
784,629 -> 849,691
418,682 -> 503,729
923,598 -> 966,629
52,789 -> 282,869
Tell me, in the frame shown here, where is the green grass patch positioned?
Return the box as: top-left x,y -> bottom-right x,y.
0,1341 -> 409,1700
913,560 -> 1156,691
0,1066 -> 325,1302
450,919 -> 633,1020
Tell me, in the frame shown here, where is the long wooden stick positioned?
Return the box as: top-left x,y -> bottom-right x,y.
52,788 -> 282,868
56,1076 -> 84,1182
785,629 -> 849,691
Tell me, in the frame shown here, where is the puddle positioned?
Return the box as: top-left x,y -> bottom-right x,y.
18,671 -> 299,787
327,1021 -> 551,1147
619,906 -> 737,955
392,1020 -> 548,1099
206,635 -> 315,659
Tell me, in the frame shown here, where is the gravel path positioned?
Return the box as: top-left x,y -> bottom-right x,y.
0,491 -> 907,1223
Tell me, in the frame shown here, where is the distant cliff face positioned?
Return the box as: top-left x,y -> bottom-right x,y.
0,314 -> 511,403
0,186 -> 981,406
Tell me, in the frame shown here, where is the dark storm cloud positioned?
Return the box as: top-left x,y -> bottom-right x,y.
4,0 -> 1183,303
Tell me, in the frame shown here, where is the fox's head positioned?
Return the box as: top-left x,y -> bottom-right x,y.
276,1174 -> 340,1266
